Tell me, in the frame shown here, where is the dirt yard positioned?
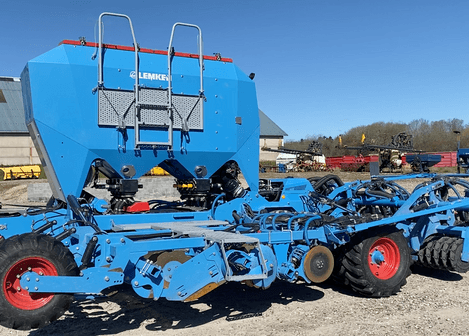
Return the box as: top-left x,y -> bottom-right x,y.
1,172 -> 469,336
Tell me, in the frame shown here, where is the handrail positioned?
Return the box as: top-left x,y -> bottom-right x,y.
167,23 -> 204,137
97,12 -> 139,95
167,23 -> 204,102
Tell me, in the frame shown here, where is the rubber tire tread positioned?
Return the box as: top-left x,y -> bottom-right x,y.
423,236 -> 440,268
330,245 -> 350,286
440,237 -> 456,269
431,236 -> 452,269
0,233 -> 79,330
341,229 -> 411,297
417,235 -> 439,267
447,238 -> 469,273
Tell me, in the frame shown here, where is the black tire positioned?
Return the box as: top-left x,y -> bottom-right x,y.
330,245 -> 349,286
341,229 -> 411,297
447,238 -> 469,273
417,235 -> 440,268
440,237 -> 456,269
0,233 -> 79,330
431,236 -> 452,269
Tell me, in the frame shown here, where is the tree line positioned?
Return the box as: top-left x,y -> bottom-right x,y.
285,118 -> 468,157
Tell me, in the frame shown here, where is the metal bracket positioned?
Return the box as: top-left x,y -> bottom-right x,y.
19,269 -> 124,294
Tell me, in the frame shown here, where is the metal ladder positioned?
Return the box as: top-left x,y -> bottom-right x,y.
134,23 -> 205,149
96,14 -> 205,150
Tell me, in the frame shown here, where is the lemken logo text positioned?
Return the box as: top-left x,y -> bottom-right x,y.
130,71 -> 168,81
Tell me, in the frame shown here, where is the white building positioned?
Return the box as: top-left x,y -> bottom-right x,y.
259,109 -> 288,162
0,77 -> 39,165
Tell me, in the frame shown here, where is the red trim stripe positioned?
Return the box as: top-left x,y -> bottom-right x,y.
59,40 -> 233,62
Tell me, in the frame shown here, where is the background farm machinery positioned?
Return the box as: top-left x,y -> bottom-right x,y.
341,132 -> 429,173
0,165 -> 41,180
1,12 -> 469,332
261,141 -> 328,172
454,130 -> 469,174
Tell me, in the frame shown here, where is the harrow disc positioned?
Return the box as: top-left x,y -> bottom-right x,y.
303,245 -> 334,283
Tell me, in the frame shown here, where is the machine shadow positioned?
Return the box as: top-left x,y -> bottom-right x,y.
410,264 -> 463,281
29,281 -> 325,335
26,266 -> 462,335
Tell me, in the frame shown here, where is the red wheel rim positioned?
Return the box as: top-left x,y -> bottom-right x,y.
368,237 -> 400,280
3,257 -> 57,310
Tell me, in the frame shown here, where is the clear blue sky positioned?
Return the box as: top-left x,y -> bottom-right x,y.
2,1 -> 469,140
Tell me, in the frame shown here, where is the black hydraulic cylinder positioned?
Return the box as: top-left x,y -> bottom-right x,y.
67,194 -> 103,233
80,236 -> 98,270
33,220 -> 57,234
232,210 -> 241,224
55,227 -> 77,241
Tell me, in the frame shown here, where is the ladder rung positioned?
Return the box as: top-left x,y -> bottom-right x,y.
138,103 -> 168,108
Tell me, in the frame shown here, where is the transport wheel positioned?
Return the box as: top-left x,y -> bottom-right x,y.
342,229 -> 411,297
0,233 -> 78,330
330,245 -> 349,286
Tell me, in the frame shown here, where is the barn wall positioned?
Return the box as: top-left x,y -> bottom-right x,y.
0,135 -> 40,165
260,136 -> 284,162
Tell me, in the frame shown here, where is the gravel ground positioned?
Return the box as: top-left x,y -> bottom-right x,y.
1,172 -> 469,336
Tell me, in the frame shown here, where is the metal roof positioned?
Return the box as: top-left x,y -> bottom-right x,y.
259,109 -> 288,137
0,77 -> 27,133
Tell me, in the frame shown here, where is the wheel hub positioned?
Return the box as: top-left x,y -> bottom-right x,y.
370,249 -> 385,265
3,257 -> 57,310
368,237 -> 400,280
